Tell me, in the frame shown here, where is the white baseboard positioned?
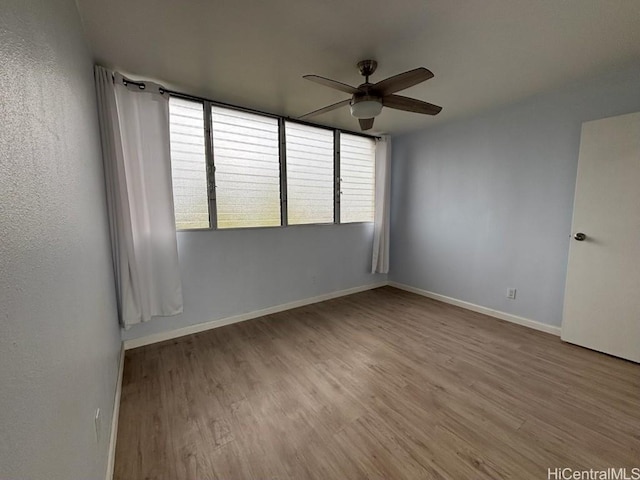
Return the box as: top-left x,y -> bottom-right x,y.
123,282 -> 388,350
388,281 -> 561,336
122,280 -> 560,350
105,344 -> 125,480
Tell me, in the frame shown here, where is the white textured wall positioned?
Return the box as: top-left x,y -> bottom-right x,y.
0,0 -> 121,478
123,223 -> 385,341
390,64 -> 640,327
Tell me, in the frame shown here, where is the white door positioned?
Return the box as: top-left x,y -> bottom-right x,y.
562,111 -> 640,363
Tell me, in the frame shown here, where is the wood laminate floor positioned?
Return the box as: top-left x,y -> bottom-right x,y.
114,287 -> 640,479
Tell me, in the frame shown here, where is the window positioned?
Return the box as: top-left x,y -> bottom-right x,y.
339,133 -> 376,223
168,95 -> 377,230
212,107 -> 281,229
169,97 -> 210,229
285,122 -> 335,225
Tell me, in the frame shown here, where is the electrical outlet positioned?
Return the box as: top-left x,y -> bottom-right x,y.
94,408 -> 101,443
507,288 -> 517,300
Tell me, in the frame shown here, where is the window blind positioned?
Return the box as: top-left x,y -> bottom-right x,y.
212,106 -> 281,229
340,133 -> 375,223
169,97 -> 210,229
285,122 -> 334,225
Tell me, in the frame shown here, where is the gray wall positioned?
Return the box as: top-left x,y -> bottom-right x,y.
123,223 -> 385,340
390,64 -> 640,327
0,0 -> 122,478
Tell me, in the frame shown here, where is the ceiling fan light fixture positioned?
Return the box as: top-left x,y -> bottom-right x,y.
350,98 -> 383,119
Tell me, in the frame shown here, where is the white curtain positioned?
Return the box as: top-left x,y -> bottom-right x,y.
95,66 -> 183,328
372,135 -> 391,274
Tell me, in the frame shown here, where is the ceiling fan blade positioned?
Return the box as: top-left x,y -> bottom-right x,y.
382,95 -> 442,115
358,118 -> 375,131
371,67 -> 434,96
303,75 -> 360,95
299,99 -> 351,119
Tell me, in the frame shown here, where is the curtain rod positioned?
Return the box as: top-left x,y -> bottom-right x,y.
119,75 -> 381,140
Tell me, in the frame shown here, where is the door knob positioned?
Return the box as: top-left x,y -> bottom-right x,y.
574,232 -> 586,241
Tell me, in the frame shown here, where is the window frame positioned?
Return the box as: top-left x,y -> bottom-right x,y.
168,92 -> 377,232
284,120 -> 337,227
338,131 -> 377,224
168,96 -> 213,231
211,104 -> 282,230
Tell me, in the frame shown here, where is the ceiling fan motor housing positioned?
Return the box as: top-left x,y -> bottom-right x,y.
357,60 -> 378,79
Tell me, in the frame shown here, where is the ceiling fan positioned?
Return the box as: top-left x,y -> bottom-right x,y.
300,60 -> 442,131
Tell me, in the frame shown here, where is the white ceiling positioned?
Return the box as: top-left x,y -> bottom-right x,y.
76,0 -> 640,134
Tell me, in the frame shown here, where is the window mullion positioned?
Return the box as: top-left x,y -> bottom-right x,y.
334,130 -> 341,224
203,101 -> 217,229
279,118 -> 288,226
